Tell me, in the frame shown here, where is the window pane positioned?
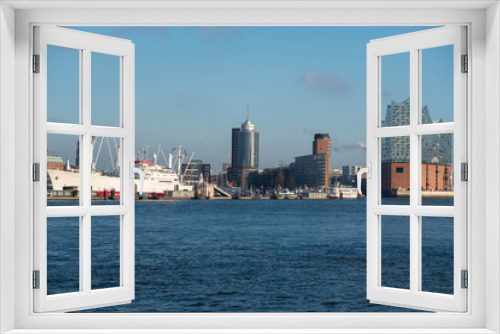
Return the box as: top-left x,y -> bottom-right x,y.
421,45 -> 454,124
47,216 -> 80,295
91,215 -> 121,290
381,136 -> 410,205
381,215 -> 410,290
91,136 -> 121,205
421,133 -> 454,206
421,217 -> 454,294
381,52 -> 410,128
47,133 -> 80,204
47,45 -> 80,124
92,52 -> 120,127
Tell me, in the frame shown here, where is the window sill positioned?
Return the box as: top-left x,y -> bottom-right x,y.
4,329 -> 498,334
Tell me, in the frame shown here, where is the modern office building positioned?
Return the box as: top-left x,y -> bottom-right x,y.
295,154 -> 328,188
294,133 -> 332,189
217,163 -> 232,187
181,159 -> 211,185
231,117 -> 260,187
341,165 -> 363,187
230,128 -> 240,183
330,169 -> 343,185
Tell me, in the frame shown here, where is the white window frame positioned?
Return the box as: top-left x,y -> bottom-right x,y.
366,26 -> 468,312
33,25 -> 136,313
1,1 -> 499,333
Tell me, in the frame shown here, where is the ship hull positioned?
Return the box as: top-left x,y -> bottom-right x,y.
47,169 -> 192,195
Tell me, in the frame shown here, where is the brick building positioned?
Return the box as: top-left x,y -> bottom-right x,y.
312,133 -> 332,188
381,98 -> 453,196
47,156 -> 65,170
381,162 -> 453,196
422,163 -> 453,191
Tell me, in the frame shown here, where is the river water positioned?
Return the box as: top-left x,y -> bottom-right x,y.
47,198 -> 454,312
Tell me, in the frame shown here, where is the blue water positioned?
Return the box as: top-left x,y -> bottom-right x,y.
46,198 -> 454,312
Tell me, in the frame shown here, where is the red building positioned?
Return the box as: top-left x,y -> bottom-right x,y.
422,163 -> 453,191
382,162 -> 453,196
47,156 -> 65,170
312,133 -> 332,188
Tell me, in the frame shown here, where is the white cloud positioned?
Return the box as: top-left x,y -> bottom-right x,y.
298,72 -> 350,94
332,139 -> 366,153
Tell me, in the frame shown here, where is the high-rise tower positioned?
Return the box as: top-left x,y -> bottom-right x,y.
313,133 -> 332,188
238,119 -> 259,170
231,116 -> 260,187
230,127 -> 240,183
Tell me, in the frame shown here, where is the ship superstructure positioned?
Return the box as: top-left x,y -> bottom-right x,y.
47,141 -> 194,196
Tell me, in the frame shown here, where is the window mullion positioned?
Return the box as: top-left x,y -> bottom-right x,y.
81,48 -> 92,295
409,47 -> 420,209
409,47 -> 420,294
82,48 -> 91,127
79,216 -> 84,292
81,132 -> 91,211
81,48 -> 91,210
417,216 -> 423,292
82,213 -> 91,293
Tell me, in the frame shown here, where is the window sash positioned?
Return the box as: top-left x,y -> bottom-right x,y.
32,25 -> 136,313
366,26 -> 468,312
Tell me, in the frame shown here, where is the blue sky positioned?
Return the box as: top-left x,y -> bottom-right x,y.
47,26 -> 453,171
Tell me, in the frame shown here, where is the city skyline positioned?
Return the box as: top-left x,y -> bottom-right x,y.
47,26 -> 452,172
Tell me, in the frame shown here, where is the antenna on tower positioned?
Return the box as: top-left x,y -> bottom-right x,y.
246,104 -> 250,120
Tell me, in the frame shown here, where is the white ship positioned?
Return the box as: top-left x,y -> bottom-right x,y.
326,186 -> 360,199
47,141 -> 194,196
